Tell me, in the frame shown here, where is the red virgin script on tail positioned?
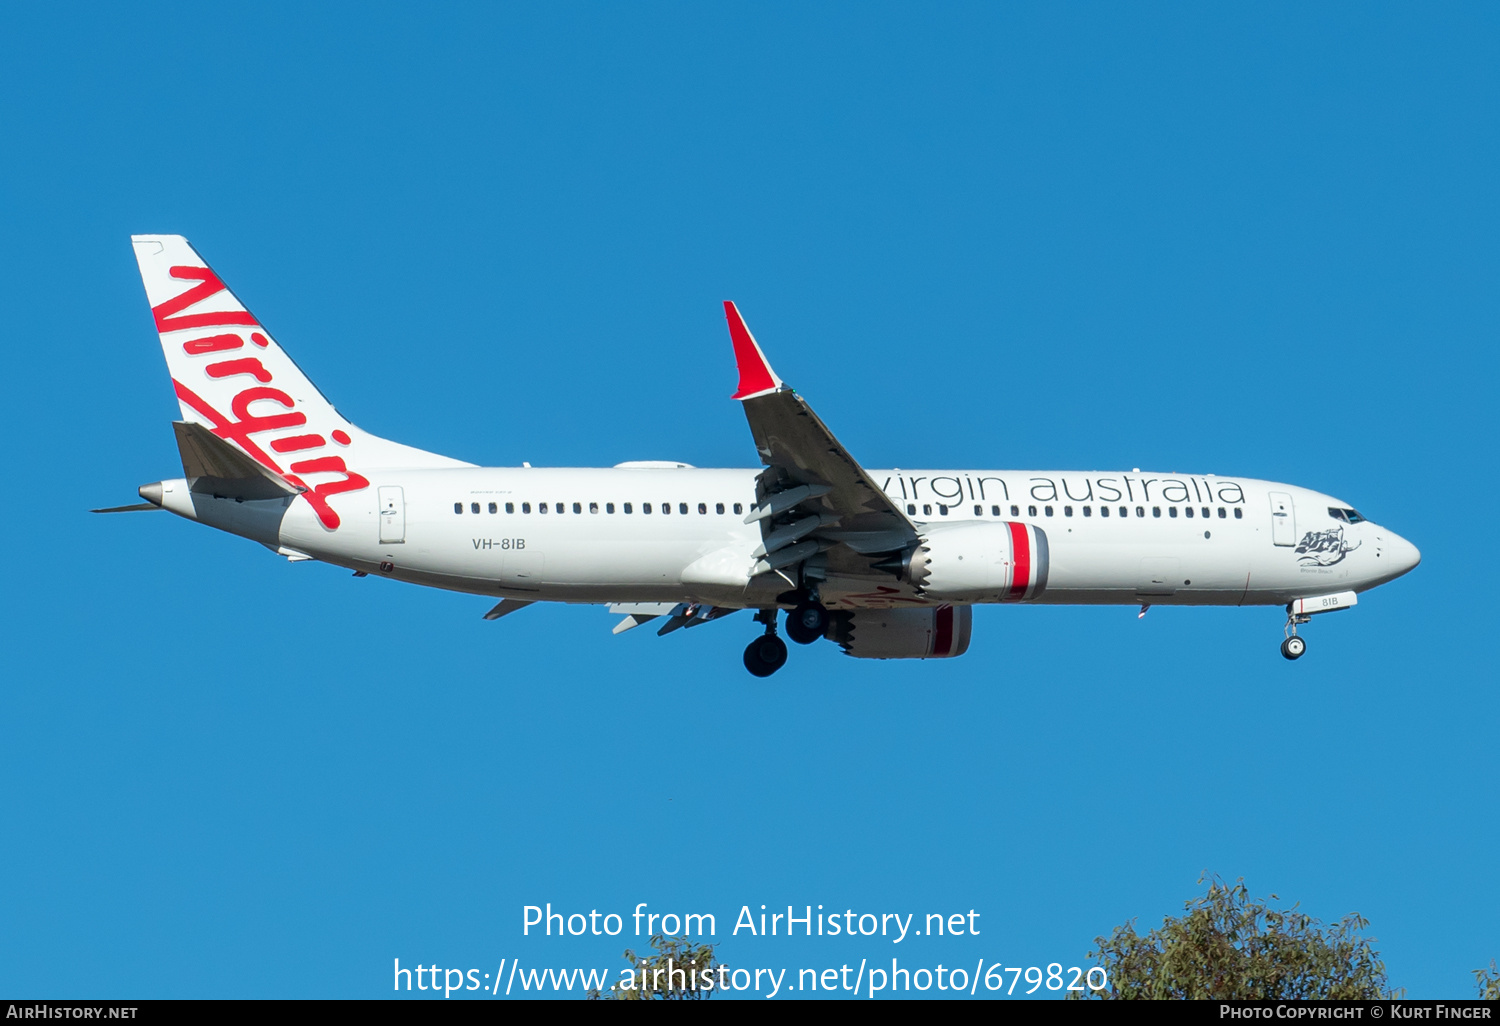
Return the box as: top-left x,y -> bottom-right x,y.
155,265 -> 368,530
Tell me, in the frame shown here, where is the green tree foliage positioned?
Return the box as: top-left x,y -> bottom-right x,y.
1072,876 -> 1399,1000
1475,959 -> 1500,1000
587,934 -> 720,1001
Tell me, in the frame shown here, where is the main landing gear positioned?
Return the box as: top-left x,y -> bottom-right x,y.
785,599 -> 829,646
743,598 -> 830,676
1281,609 -> 1311,661
743,609 -> 789,677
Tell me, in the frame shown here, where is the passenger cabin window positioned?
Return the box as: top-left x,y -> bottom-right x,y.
453,502 -> 462,514
505,502 -> 515,514
716,503 -> 725,514
624,503 -> 633,514
939,504 -> 949,515
1152,506 -> 1161,517
606,502 -> 615,513
1065,506 -> 1073,517
1135,506 -> 1144,518
1119,507 -> 1128,518
922,504 -> 932,516
540,502 -> 548,513
488,502 -> 497,513
470,502 -> 480,514
1234,508 -> 1243,519
589,502 -> 599,514
992,505 -> 1002,516
974,504 -> 982,516
908,503 -> 917,515
1028,505 -> 1037,517
1101,506 -> 1110,517
1084,506 -> 1092,517
733,503 -> 743,515
1169,506 -> 1178,518
1202,507 -> 1210,518
573,502 -> 582,514
698,502 -> 707,514
679,503 -> 689,515
1185,507 -> 1193,518
522,502 -> 531,514
643,503 -> 652,514
1217,507 -> 1226,518
1011,505 -> 1020,517
1045,505 -> 1054,517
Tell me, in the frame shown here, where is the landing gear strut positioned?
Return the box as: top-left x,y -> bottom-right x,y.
1281,610 -> 1310,661
743,609 -> 789,677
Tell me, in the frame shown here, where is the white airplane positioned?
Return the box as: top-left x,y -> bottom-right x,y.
99,235 -> 1421,676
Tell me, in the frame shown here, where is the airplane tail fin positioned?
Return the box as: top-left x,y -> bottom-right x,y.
130,235 -> 470,529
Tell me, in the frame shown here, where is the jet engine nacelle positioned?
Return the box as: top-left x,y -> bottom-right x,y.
896,521 -> 1049,601
828,605 -> 972,659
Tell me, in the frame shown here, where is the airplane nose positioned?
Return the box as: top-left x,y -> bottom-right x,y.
1386,531 -> 1421,578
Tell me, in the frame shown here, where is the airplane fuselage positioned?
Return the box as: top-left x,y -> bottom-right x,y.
161,465 -> 1418,611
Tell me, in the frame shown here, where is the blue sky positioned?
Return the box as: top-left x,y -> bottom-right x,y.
1,1 -> 1494,999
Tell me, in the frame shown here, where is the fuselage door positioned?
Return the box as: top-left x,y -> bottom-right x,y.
1269,491 -> 1295,546
378,486 -> 406,544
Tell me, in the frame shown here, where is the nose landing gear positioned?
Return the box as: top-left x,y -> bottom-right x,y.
743,609 -> 789,677
1281,609 -> 1311,660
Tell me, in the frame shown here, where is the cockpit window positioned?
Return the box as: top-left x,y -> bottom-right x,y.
1329,507 -> 1366,524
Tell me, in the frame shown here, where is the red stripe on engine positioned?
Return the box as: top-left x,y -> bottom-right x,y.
1007,521 -> 1030,600
933,604 -> 954,656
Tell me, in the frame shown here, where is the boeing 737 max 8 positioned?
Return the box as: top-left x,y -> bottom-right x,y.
98,236 -> 1421,675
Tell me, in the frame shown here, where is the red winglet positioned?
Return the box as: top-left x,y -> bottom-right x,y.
724,301 -> 782,399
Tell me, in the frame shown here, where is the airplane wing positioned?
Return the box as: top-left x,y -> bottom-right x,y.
724,302 -> 918,582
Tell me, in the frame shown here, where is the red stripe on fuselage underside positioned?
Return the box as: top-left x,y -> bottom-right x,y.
1007,521 -> 1030,600
934,604 -> 953,656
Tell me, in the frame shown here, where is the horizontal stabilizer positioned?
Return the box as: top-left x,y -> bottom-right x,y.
174,421 -> 301,501
90,502 -> 162,513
